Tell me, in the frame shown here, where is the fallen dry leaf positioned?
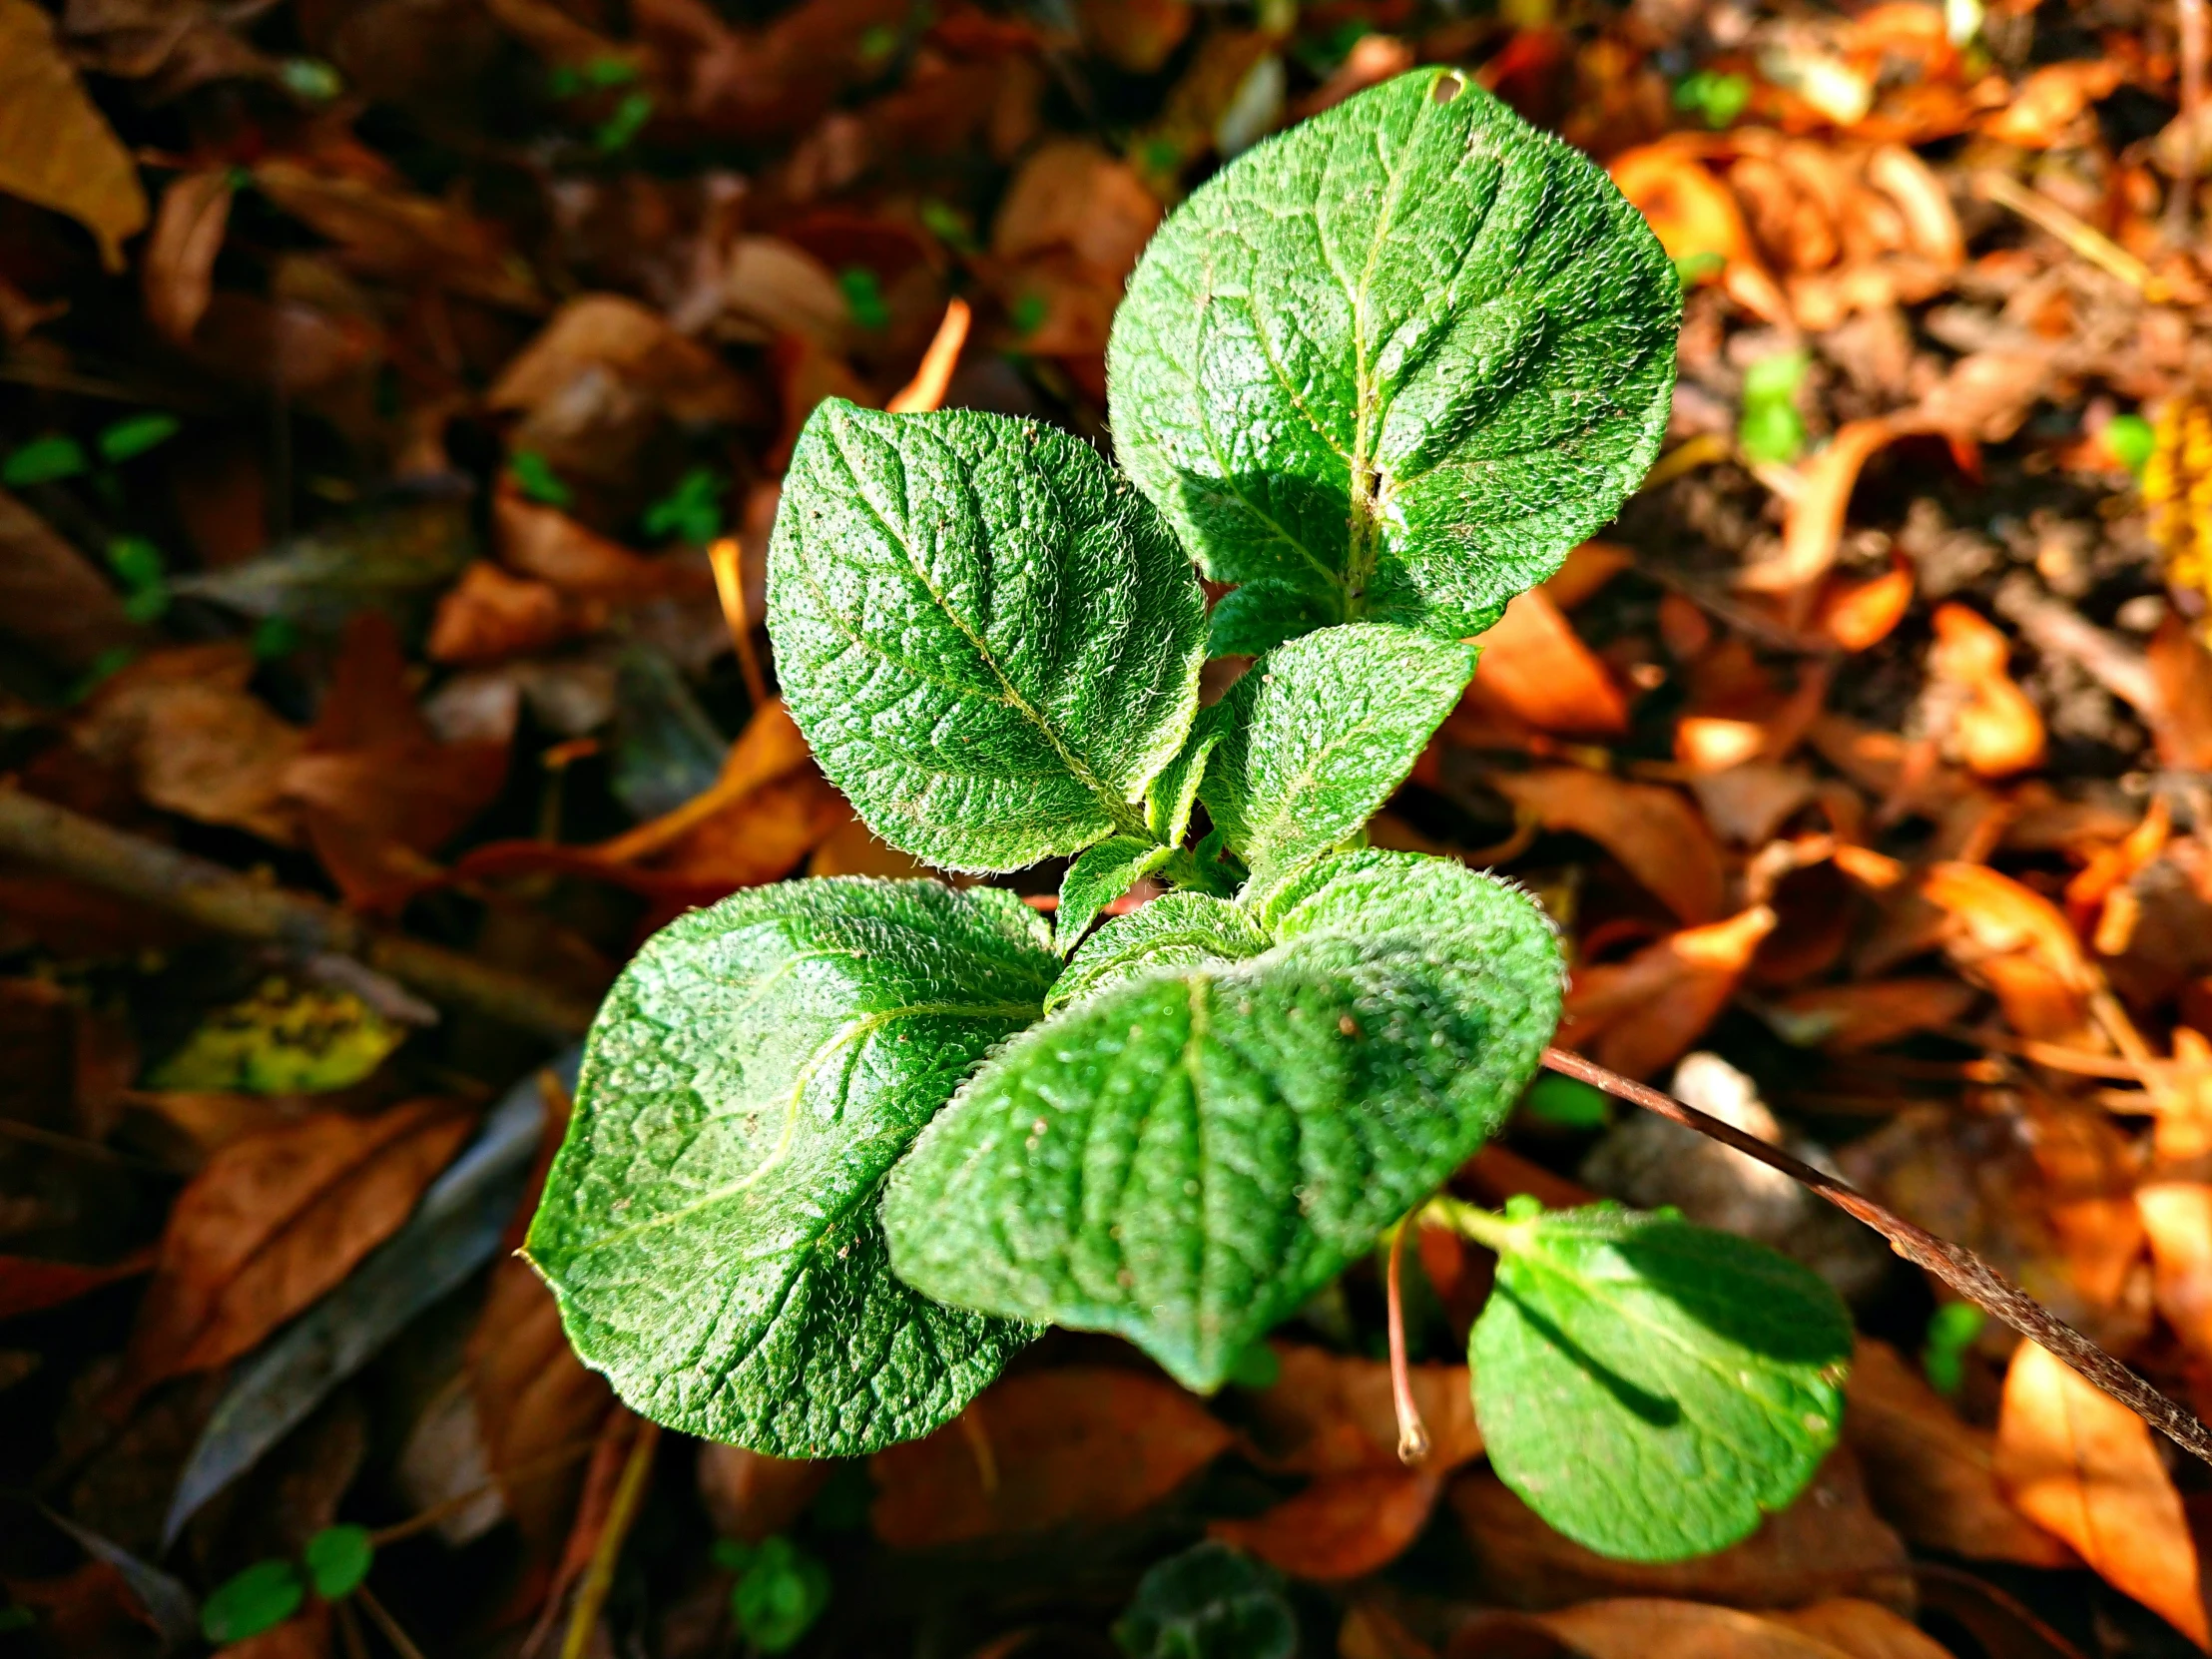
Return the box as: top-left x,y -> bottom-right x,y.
1922,862 -> 2096,1043
0,0 -> 149,271
1454,1449 -> 1911,1612
1209,1469 -> 1439,1581
1468,590 -> 1630,736
427,561 -> 592,664
72,643 -> 307,845
1770,978 -> 1982,1051
0,1249 -> 155,1321
1843,1338 -> 2074,1565
123,1098 -> 475,1399
0,487 -> 145,674
1243,1344 -> 1481,1477
1485,768 -> 1726,924
1994,1339 -> 2210,1648
869,1368 -> 1232,1548
2146,615 -> 2212,772
1741,419 -> 1901,598
1537,1596 -> 1951,1659
1818,562 -> 1916,652
467,1256 -> 614,1551
143,170 -> 232,345
1928,604 -> 2045,777
1560,905 -> 1779,1079
496,490 -> 701,603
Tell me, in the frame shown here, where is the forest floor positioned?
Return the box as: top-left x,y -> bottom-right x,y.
7,0 -> 2212,1655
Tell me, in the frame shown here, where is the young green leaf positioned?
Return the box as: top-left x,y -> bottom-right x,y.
526,878 -> 1056,1455
1197,624 -> 1475,895
1145,727 -> 1221,847
1113,1541 -> 1296,1659
1044,889 -> 1268,1014
1108,69 -> 1678,649
884,860 -> 1559,1390
202,1559 -> 304,1643
1468,1200 -> 1852,1562
1055,836 -> 1175,956
768,400 -> 1209,872
301,1524 -> 373,1600
728,1535 -> 831,1654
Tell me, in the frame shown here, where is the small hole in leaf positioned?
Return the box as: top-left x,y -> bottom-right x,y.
1431,72 -> 1465,104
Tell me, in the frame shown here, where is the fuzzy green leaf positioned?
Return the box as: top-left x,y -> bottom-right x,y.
1146,728 -> 1221,847
767,400 -> 1208,872
1197,625 -> 1475,894
1056,837 -> 1176,955
1046,890 -> 1269,1014
1470,1200 -> 1853,1562
884,855 -> 1560,1390
526,878 -> 1056,1455
1108,69 -> 1678,647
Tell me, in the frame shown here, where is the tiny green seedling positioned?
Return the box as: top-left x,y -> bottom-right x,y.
528,71 -> 1849,1562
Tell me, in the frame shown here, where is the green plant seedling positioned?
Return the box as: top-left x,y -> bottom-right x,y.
1738,348 -> 1811,465
526,68 -> 1866,1562
1114,1541 -> 1296,1659
302,1524 -> 374,1600
202,1559 -> 305,1644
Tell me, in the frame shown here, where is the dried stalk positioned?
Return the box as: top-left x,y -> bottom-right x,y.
1384,1218 -> 1430,1465
559,1418 -> 662,1659
0,787 -> 595,1041
1539,1045 -> 2212,1466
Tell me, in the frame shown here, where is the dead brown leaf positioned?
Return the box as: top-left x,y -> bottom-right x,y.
698,1444 -> 829,1545
123,1098 -> 475,1399
495,489 -> 703,602
1242,1344 -> 1481,1477
466,1256 -> 614,1551
1843,1337 -> 2074,1565
251,158 -> 540,310
489,292 -> 756,427
1770,978 -> 1982,1052
1536,1597 -> 1952,1659
2146,615 -> 2212,772
1486,768 -> 1726,924
0,0 -> 149,271
72,643 -> 306,845
214,1606 -> 330,1659
0,486 -> 144,674
1209,1469 -> 1439,1581
1741,419 -> 1900,599
1994,1339 -> 2209,1647
1921,862 -> 2096,1044
1453,1450 -> 1911,1612
869,1368 -> 1232,1548
1559,905 -> 1778,1079
1468,591 -> 1630,736
427,561 -> 591,664
143,170 -> 232,346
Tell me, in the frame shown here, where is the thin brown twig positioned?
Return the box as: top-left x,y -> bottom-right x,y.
367,1434 -> 602,1548
0,788 -> 594,1041
1384,1217 -> 1430,1465
559,1418 -> 661,1659
1538,1045 -> 2212,1466
355,1585 -> 430,1659
335,1598 -> 372,1659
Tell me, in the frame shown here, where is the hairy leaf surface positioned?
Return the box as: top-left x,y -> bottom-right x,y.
1470,1201 -> 1852,1561
885,858 -> 1560,1389
1108,70 -> 1678,646
1046,890 -> 1269,1014
1055,836 -> 1175,956
527,878 -> 1055,1455
768,400 -> 1208,871
1197,625 -> 1475,894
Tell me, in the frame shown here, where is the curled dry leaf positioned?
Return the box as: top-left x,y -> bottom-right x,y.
1209,1469 -> 1440,1582
1817,562 -> 1915,653
1485,768 -> 1726,924
251,159 -> 540,310
0,0 -> 149,271
1928,605 -> 2045,778
1559,905 -> 1778,1080
869,1368 -> 1233,1549
496,491 -> 705,603
1921,862 -> 2095,1044
1980,60 -> 2124,149
2146,615 -> 2212,772
1740,419 -> 1900,598
1537,1596 -> 1953,1659
1994,1339 -> 2210,1649
1843,1338 -> 2074,1565
487,293 -> 755,426
2137,1175 -> 2212,1368
1468,590 -> 1630,736
143,170 -> 233,346
1609,142 -> 1791,326
122,1099 -> 475,1400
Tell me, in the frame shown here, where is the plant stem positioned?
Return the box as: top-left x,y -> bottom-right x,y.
1383,1218 -> 1430,1465
1422,1193 -> 1524,1256
1538,1045 -> 2212,1467
559,1416 -> 661,1659
355,1586 -> 429,1659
